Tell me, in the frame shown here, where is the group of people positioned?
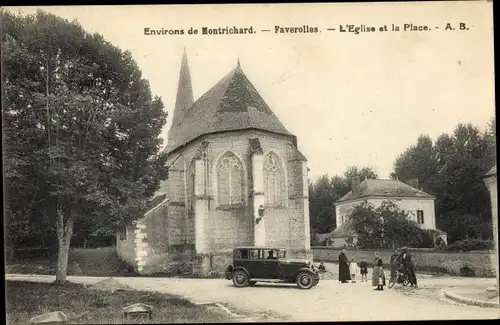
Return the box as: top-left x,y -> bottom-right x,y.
334,247 -> 418,291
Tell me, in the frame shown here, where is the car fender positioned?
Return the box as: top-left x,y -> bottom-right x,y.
295,268 -> 318,280
232,266 -> 250,276
224,265 -> 234,280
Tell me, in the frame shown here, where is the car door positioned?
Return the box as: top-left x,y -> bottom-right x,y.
245,249 -> 267,279
262,249 -> 282,279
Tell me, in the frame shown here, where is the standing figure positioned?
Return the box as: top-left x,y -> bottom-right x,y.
399,247 -> 418,288
372,252 -> 386,291
338,248 -> 351,283
359,256 -> 368,282
390,249 -> 400,280
350,259 -> 359,283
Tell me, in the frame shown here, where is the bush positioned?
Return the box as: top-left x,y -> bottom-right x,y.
444,238 -> 493,252
417,230 -> 436,248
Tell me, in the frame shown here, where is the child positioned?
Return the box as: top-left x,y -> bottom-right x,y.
318,262 -> 326,272
359,256 -> 368,282
349,259 -> 359,283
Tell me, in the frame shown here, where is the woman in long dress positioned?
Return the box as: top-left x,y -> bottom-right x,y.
372,252 -> 386,290
338,249 -> 351,283
390,249 -> 400,280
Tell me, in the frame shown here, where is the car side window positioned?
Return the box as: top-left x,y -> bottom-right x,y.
278,250 -> 286,259
266,249 -> 278,259
239,250 -> 249,259
250,249 -> 260,260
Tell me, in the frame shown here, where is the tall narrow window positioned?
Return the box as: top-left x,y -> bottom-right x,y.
417,210 -> 424,224
264,152 -> 284,206
187,161 -> 195,214
217,151 -> 244,206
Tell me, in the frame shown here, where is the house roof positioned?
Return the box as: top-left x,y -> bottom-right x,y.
336,179 -> 435,203
165,63 -> 293,153
318,219 -> 357,239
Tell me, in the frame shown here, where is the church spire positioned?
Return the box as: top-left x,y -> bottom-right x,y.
172,49 -> 194,126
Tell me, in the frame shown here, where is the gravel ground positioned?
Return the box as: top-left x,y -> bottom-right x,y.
6,274 -> 499,322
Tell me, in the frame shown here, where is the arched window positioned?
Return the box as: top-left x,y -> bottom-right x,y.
217,151 -> 244,206
187,161 -> 195,214
264,152 -> 285,206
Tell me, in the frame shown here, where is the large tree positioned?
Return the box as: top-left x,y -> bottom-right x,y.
391,121 -> 496,242
390,134 -> 438,192
3,10 -> 168,283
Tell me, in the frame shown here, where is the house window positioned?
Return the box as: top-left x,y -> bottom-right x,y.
264,152 -> 284,206
417,210 -> 424,224
217,151 -> 244,207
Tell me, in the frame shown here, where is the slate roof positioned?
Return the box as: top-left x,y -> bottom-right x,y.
165,64 -> 293,153
145,194 -> 167,211
318,219 -> 356,240
336,179 -> 434,203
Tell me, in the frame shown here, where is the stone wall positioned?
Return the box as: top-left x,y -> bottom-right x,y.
158,130 -> 310,253
312,247 -> 495,277
116,225 -> 137,268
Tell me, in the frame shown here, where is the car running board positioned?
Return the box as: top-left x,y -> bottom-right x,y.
249,278 -> 286,283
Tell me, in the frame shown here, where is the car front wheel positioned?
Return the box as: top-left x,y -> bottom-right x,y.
296,272 -> 314,289
232,270 -> 249,288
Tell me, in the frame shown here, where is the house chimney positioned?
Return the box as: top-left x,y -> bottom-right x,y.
351,176 -> 361,191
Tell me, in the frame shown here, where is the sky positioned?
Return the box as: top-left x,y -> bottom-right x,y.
6,2 -> 495,181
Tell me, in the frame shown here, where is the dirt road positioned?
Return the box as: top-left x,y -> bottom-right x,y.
6,274 -> 499,322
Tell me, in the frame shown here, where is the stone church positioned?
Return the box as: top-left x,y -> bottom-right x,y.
117,52 -> 311,275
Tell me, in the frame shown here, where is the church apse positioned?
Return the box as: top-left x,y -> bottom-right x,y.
118,52 -> 312,276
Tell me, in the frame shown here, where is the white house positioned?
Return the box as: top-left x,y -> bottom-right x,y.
323,178 -> 447,248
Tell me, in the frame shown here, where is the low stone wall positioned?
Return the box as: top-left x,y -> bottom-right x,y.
312,247 -> 495,277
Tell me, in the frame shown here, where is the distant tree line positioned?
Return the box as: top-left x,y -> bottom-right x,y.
309,118 -> 496,245
308,166 -> 378,234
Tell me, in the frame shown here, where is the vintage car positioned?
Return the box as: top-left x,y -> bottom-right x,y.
224,247 -> 320,289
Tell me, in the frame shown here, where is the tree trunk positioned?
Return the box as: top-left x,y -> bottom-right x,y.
83,237 -> 87,249
55,207 -> 74,284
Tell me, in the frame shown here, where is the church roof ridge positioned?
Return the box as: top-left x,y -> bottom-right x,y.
165,58 -> 293,153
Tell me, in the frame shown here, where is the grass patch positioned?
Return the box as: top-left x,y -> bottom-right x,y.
6,247 -> 137,276
6,280 -> 234,324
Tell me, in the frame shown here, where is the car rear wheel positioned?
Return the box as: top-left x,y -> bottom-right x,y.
296,272 -> 314,289
232,270 -> 249,288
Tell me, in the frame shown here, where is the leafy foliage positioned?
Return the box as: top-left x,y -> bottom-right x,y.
391,121 -> 496,242
308,166 -> 378,234
443,238 -> 494,252
349,200 -> 435,249
3,10 -> 169,278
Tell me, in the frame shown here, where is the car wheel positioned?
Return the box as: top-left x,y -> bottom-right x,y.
312,277 -> 319,286
232,270 -> 249,288
249,281 -> 257,286
296,272 -> 314,289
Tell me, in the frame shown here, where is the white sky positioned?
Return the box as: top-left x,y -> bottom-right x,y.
6,2 -> 495,181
